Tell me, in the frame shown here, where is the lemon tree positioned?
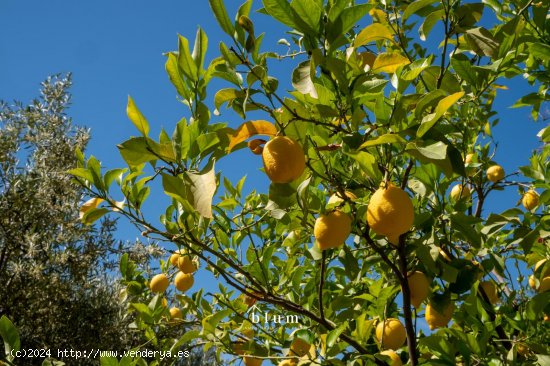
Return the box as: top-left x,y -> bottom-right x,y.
70,0 -> 549,365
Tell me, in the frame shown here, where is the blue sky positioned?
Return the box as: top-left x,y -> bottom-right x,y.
1,0 -> 546,347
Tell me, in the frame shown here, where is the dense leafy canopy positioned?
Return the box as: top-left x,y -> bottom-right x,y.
70,0 -> 549,365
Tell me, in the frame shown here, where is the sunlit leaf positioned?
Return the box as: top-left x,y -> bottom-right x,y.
354,23 -> 395,47
127,96 -> 150,136
372,52 -> 410,74
227,120 -> 277,152
79,197 -> 104,220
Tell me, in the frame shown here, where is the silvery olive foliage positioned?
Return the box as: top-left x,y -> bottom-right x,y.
0,75 -> 137,365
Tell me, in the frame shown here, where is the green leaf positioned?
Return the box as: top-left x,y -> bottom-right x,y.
345,151 -> 381,180
104,168 -> 127,188
401,56 -> 432,81
451,54 -> 477,87
526,292 -> 550,321
100,357 -> 119,366
185,161 -> 217,219
165,53 -> 190,99
290,0 -> 323,34
178,34 -> 198,81
451,213 -> 481,248
192,27 -> 208,74
327,4 -> 372,43
68,167 -> 94,183
465,27 -> 500,58
530,42 -> 550,61
456,3 -> 484,28
169,330 -> 201,353
359,134 -> 406,148
118,137 -> 158,167
417,91 -> 464,137
208,0 -> 235,36
162,174 -> 190,205
82,208 -> 110,225
214,88 -> 245,114
292,60 -> 318,98
173,118 -> 191,160
419,9 -> 444,41
327,322 -> 348,349
354,23 -> 395,47
262,0 -> 298,29
127,96 -> 150,136
0,315 -> 20,362
202,309 -> 232,335
406,141 -> 447,160
403,0 -> 439,21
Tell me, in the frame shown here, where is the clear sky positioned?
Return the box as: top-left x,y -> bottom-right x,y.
1,0 -> 545,339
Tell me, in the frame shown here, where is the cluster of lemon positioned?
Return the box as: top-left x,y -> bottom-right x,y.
148,250 -> 197,321
451,154 -> 540,211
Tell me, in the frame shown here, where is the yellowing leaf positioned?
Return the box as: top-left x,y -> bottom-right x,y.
354,23 -> 395,47
126,96 -> 150,136
228,120 -> 277,152
186,161 -> 217,219
435,91 -> 465,116
369,9 -> 387,24
79,198 -> 104,220
372,52 -> 410,74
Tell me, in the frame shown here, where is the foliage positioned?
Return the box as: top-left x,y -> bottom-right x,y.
0,75 -> 140,365
72,0 -> 549,365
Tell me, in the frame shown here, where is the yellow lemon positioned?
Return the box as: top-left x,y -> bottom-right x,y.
486,165 -> 505,182
327,191 -> 357,205
539,277 -> 550,293
367,183 -> 414,245
407,271 -> 430,308
262,136 -> 306,183
177,256 -> 197,274
426,302 -> 454,330
522,190 -> 540,211
464,153 -> 474,164
528,275 -> 537,290
169,307 -> 182,320
380,350 -> 402,366
375,318 -> 406,350
535,259 -> 550,277
450,184 -> 471,201
314,211 -> 352,250
480,281 -> 499,304
243,355 -> 263,366
149,274 -> 169,293
174,272 -> 194,292
161,297 -> 168,307
289,338 -> 311,357
169,249 -> 184,266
